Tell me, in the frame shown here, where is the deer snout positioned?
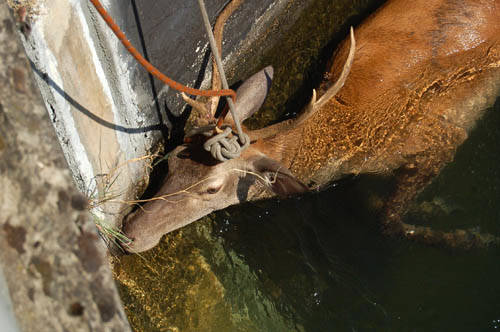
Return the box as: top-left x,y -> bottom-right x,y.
121,212 -> 163,253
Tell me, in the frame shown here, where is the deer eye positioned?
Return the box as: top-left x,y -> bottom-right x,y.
205,186 -> 221,194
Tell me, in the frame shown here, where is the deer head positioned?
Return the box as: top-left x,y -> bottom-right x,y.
122,66 -> 310,252
122,27 -> 355,253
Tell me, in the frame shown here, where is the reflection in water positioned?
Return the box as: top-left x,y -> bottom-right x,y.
113,0 -> 500,329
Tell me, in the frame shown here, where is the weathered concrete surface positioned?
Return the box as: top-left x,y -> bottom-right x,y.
0,265 -> 19,331
126,0 -> 314,111
0,2 -> 131,331
10,0 -> 314,231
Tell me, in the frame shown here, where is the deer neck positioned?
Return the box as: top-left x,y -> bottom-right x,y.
249,124 -> 299,165
248,98 -> 364,188
247,107 -> 342,186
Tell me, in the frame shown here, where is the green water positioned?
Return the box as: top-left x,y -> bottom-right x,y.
115,0 -> 500,330
213,97 -> 500,331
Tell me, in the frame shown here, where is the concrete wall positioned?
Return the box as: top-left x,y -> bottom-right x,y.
0,1 -> 131,330
15,0 -> 312,231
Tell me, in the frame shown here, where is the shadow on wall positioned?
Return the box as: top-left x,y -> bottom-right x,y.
29,60 -> 166,134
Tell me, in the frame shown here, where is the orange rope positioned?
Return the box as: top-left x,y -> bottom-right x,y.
88,0 -> 236,102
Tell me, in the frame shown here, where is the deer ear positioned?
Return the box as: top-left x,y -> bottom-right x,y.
251,155 -> 308,197
226,66 -> 273,124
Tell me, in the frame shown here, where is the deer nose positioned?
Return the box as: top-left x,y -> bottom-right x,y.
120,214 -> 162,253
121,228 -> 163,253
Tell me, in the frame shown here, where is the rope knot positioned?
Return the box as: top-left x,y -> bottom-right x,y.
203,127 -> 250,161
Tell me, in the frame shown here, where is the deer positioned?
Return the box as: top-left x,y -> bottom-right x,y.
121,0 -> 500,253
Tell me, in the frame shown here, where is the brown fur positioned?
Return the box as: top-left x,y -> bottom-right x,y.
123,0 -> 500,252
265,0 -> 500,186
253,0 -> 500,247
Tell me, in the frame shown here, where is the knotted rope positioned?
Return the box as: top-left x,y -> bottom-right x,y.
204,127 -> 250,161
197,0 -> 249,161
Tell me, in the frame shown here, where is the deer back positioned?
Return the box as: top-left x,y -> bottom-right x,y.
270,0 -> 500,187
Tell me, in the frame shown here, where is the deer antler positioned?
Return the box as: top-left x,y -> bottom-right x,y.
314,27 -> 356,110
247,27 -> 356,142
182,0 -> 244,124
292,27 -> 356,128
209,0 -> 244,116
181,92 -> 211,121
